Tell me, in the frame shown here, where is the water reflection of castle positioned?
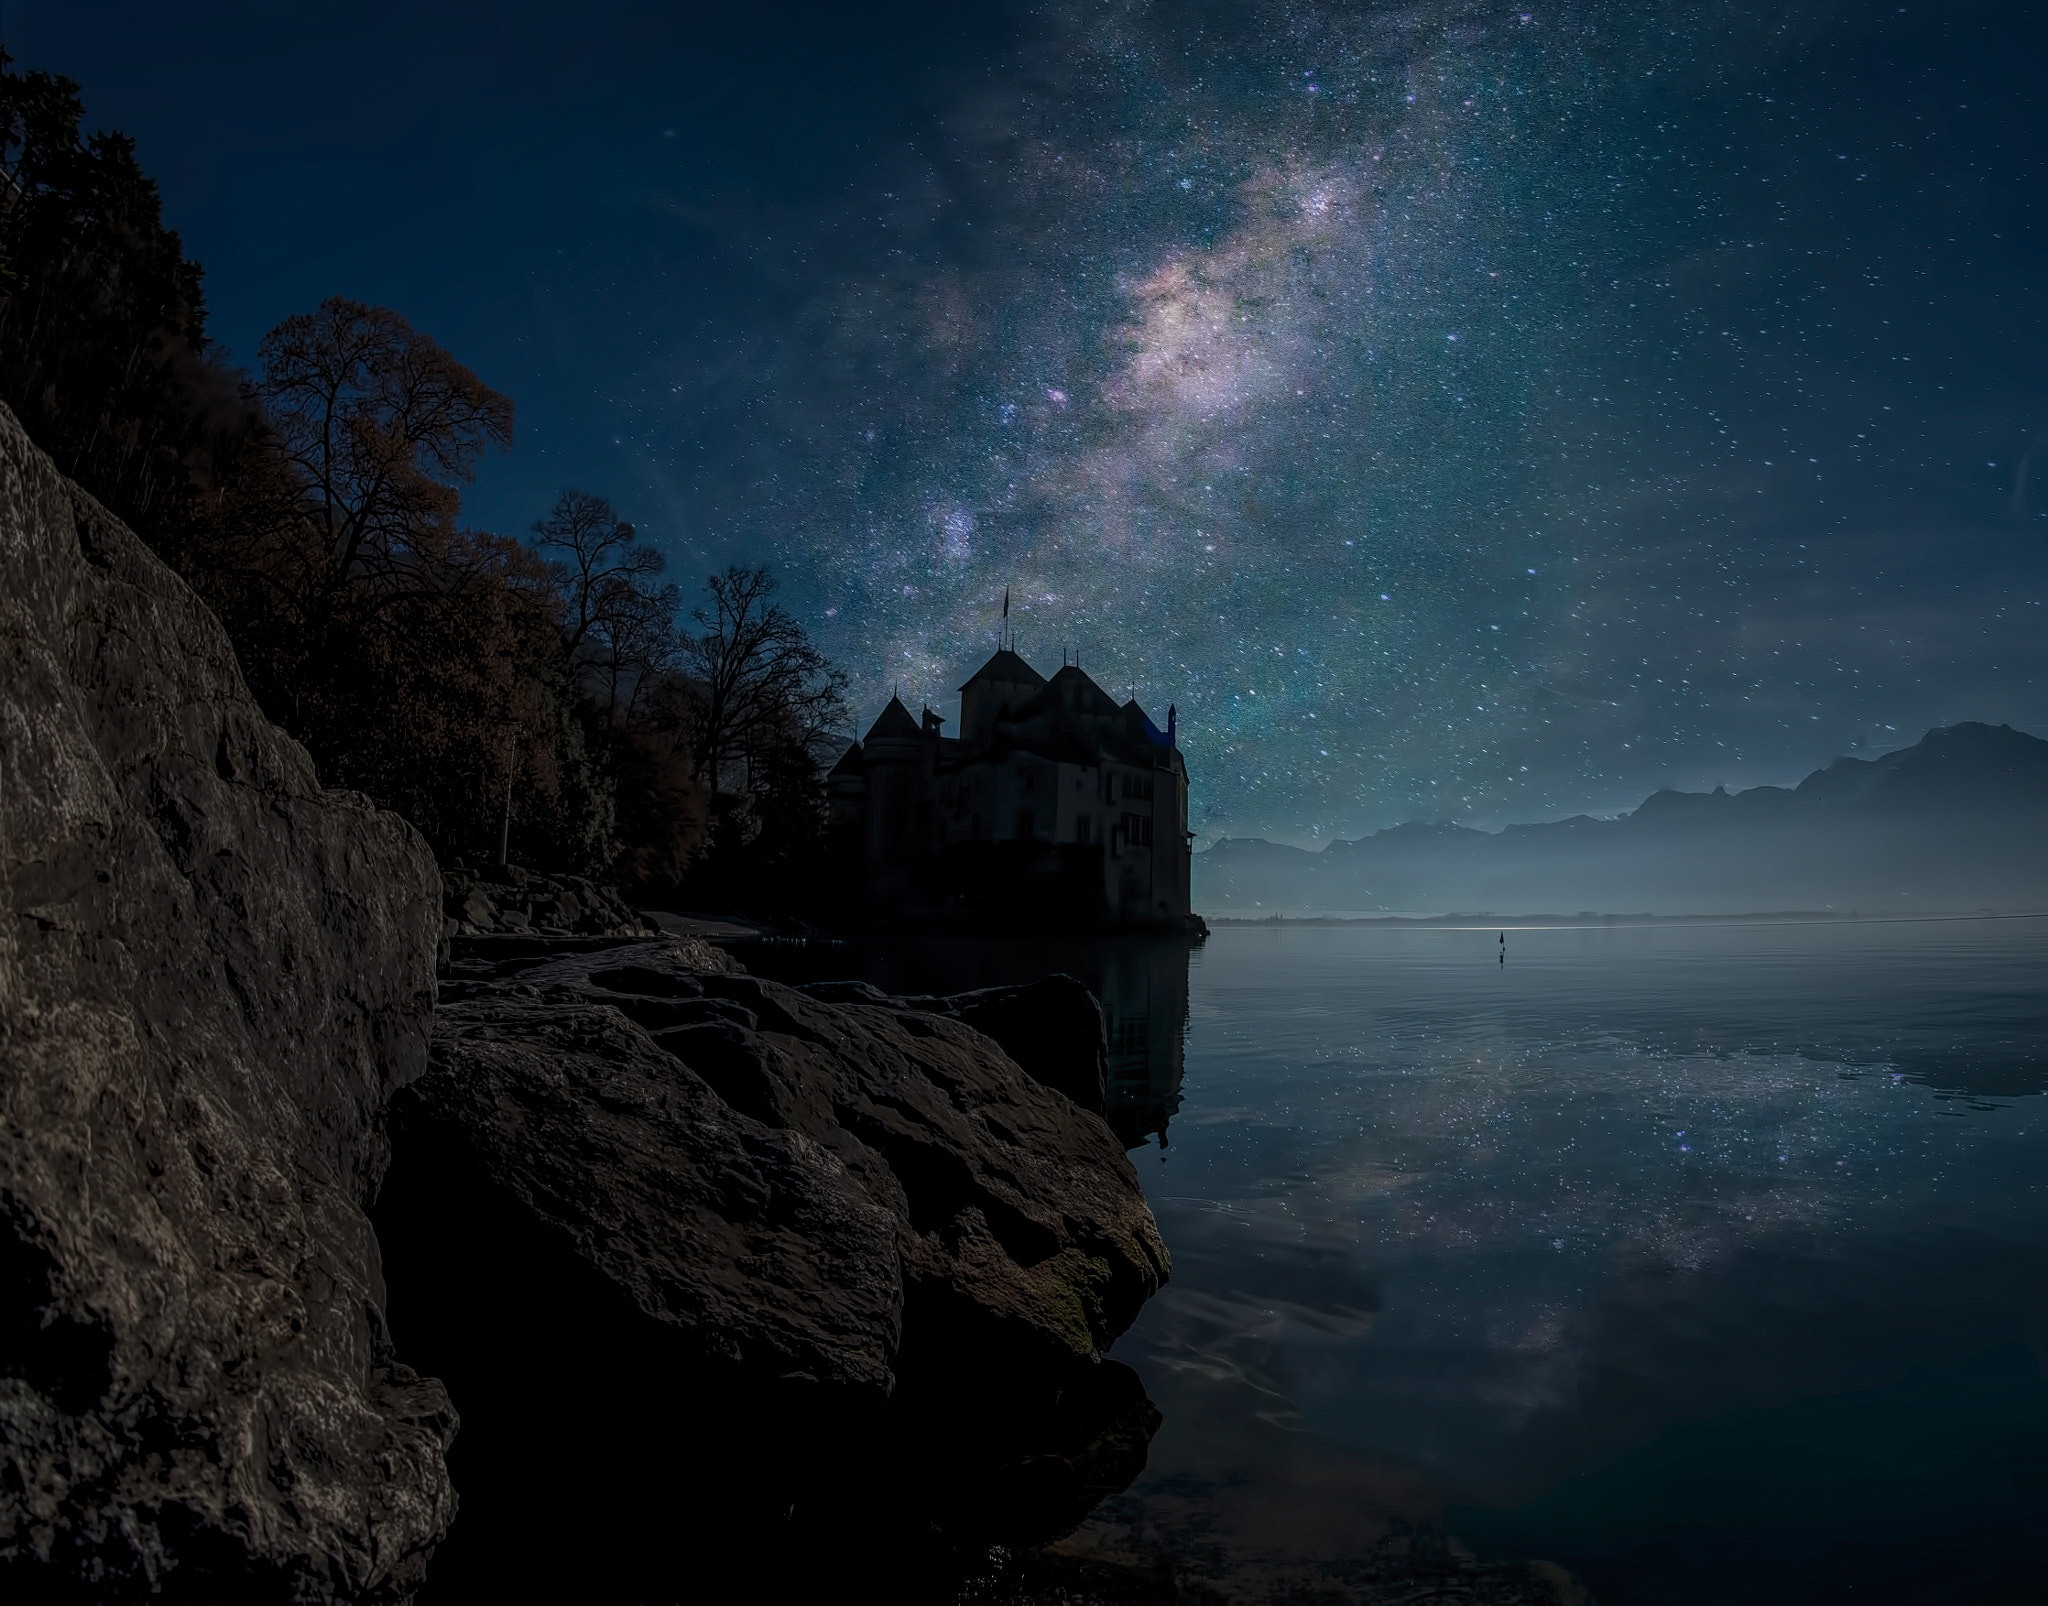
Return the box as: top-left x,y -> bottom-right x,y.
1098,937 -> 1193,1151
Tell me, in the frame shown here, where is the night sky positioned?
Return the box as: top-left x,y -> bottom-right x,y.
22,1 -> 2048,842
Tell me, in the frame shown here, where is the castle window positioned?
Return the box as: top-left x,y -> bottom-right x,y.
1015,808 -> 1035,840
1121,812 -> 1152,848
1075,816 -> 1091,845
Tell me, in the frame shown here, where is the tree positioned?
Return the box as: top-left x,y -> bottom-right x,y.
681,566 -> 848,794
590,582 -> 682,727
0,50 -> 852,893
256,297 -> 515,647
0,52 -> 624,875
669,567 -> 846,915
238,298 -> 525,728
0,53 -> 225,531
531,489 -> 665,657
530,488 -> 679,723
605,669 -> 708,890
223,300 -> 612,869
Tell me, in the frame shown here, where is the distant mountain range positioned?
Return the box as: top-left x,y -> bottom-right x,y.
1193,722 -> 2048,916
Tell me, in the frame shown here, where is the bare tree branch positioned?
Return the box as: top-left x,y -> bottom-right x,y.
257,297 -> 513,638
529,487 -> 678,722
680,565 -> 847,794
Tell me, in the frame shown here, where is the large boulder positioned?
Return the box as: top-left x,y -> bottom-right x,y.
379,938 -> 1167,1597
804,973 -> 1111,1115
918,975 -> 1111,1115
0,409 -> 454,1600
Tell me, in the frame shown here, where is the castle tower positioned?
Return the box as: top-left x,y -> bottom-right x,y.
860,696 -> 930,905
957,649 -> 1047,745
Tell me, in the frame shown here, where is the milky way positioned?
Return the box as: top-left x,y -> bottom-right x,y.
604,1 -> 2042,842
35,1 -> 2048,842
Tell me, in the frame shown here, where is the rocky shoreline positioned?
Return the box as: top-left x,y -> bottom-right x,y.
438,863 -> 659,941
389,937 -> 1168,1598
0,405 -> 1168,1601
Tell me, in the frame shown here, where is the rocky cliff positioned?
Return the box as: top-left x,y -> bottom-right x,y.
0,402 -> 1169,1601
0,409 -> 455,1598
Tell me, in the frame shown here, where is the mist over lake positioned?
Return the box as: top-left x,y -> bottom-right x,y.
1197,723 -> 2048,917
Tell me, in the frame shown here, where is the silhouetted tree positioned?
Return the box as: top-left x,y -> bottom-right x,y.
0,53 -> 846,893
530,488 -> 679,724
606,671 -> 709,889
217,300 -> 611,868
532,489 -> 665,656
523,486 -> 706,883
667,566 -> 846,914
0,53 -> 231,531
682,565 -> 847,795
256,298 -> 516,649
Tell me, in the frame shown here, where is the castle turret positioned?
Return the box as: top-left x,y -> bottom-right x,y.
958,650 -> 1046,745
861,696 -> 932,905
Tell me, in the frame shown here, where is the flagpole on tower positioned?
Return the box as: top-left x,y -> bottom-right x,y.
1001,586 -> 1010,651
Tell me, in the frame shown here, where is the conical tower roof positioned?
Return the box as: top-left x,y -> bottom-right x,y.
958,649 -> 1046,693
863,696 -> 924,741
1047,663 -> 1121,716
826,740 -> 864,778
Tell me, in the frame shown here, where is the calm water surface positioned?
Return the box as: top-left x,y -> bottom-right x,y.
1059,918 -> 2048,1603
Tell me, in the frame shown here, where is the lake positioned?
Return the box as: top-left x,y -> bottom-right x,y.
745,916 -> 2048,1602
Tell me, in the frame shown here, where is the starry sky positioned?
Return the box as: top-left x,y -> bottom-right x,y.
21,0 -> 2048,843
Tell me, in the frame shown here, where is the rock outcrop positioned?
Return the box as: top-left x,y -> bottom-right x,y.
378,937 -> 1167,1598
804,973 -> 1112,1115
915,976 -> 1111,1115
0,410 -> 453,1598
439,863 -> 655,941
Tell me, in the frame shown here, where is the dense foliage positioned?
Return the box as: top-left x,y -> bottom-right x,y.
0,54 -> 223,533
0,56 -> 843,912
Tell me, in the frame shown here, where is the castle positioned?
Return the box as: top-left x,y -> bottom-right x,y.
827,648 -> 1194,929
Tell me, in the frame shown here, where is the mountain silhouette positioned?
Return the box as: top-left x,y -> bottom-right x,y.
1196,723 -> 2048,916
